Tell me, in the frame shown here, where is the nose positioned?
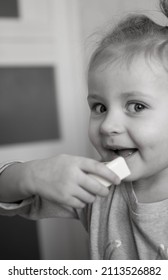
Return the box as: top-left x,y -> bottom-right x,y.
100,110 -> 125,136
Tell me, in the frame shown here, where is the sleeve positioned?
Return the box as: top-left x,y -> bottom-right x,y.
0,161 -> 36,217
0,194 -> 80,220
0,162 -> 89,226
0,161 -> 19,174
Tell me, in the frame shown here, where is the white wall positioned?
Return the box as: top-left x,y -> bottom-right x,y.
0,0 -> 91,260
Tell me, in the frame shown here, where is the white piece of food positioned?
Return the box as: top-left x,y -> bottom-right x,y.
90,157 -> 131,187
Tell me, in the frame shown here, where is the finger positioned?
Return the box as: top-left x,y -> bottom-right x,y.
78,170 -> 109,197
73,187 -> 96,204
79,159 -> 120,185
66,197 -> 86,209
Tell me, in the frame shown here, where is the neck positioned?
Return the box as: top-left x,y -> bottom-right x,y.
133,170 -> 168,203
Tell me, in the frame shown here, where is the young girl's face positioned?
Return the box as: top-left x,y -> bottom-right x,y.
88,56 -> 168,182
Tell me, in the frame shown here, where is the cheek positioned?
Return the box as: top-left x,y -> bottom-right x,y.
88,122 -> 95,144
131,122 -> 168,153
88,120 -> 100,147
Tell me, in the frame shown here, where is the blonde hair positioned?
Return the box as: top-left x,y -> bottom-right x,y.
89,0 -> 168,71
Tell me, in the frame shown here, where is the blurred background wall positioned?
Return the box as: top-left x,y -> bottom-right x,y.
0,0 -> 165,259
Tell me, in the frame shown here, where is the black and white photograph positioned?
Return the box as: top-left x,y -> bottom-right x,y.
0,0 -> 168,276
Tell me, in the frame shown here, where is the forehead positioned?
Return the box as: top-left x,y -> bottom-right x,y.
89,54 -> 168,80
88,55 -> 168,94
89,40 -> 168,75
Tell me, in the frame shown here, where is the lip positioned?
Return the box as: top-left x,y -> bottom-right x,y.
103,144 -> 138,159
116,148 -> 138,158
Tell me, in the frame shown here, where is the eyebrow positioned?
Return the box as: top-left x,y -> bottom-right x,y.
87,94 -> 106,101
120,91 -> 156,101
88,91 -> 155,101
87,94 -> 99,100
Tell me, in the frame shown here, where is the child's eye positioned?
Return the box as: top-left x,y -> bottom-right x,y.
92,103 -> 107,114
126,102 -> 147,113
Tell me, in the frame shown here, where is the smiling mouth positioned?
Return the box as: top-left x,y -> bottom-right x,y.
111,148 -> 138,158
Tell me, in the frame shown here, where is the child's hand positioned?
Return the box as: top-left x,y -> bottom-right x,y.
23,154 -> 120,208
